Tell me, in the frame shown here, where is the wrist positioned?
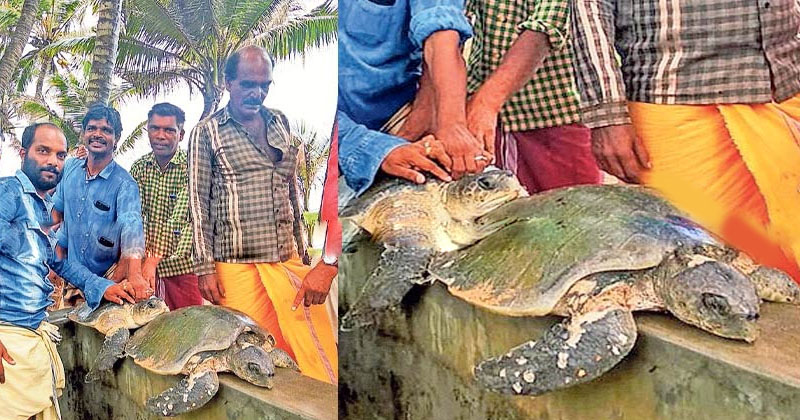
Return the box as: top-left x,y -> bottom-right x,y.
471,87 -> 504,115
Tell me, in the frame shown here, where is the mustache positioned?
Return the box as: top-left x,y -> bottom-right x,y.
40,166 -> 59,175
243,98 -> 262,106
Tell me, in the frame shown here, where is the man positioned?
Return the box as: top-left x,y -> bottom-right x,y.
0,123 -> 133,419
53,104 -> 150,299
465,0 -> 600,193
188,46 -> 337,384
338,0 -> 491,198
571,0 -> 800,281
130,103 -> 202,310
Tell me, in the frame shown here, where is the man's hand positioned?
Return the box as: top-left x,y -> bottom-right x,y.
103,283 -> 135,306
466,95 -> 500,158
0,339 -> 15,384
142,257 -> 160,291
435,123 -> 490,179
292,262 -> 337,310
381,135 -> 453,184
126,271 -> 152,301
199,273 -> 225,304
590,124 -> 651,183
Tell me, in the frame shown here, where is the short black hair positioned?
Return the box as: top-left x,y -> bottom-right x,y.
224,47 -> 274,82
21,122 -> 62,151
147,102 -> 185,126
82,103 -> 123,139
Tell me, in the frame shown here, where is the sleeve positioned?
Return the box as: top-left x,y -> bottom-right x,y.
570,0 -> 631,128
51,256 -> 114,311
52,158 -> 73,213
520,0 -> 570,51
117,179 -> 146,259
337,110 -> 408,196
187,121 -> 216,276
0,182 -> 20,256
409,0 -> 474,48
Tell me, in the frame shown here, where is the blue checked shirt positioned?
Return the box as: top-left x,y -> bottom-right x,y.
0,171 -> 113,329
338,0 -> 473,196
53,158 -> 146,276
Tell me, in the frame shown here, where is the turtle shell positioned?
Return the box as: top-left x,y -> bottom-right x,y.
125,305 -> 271,375
429,185 -> 718,316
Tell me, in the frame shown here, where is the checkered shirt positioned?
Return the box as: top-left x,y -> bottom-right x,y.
571,0 -> 800,128
466,0 -> 582,132
130,150 -> 194,278
187,106 -> 306,276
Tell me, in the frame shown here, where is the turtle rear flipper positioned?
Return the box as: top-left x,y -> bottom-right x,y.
341,246 -> 433,330
85,328 -> 129,382
270,348 -> 300,371
474,308 -> 637,395
146,369 -> 219,417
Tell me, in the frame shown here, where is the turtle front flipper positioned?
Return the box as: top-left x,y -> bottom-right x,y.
270,348 -> 300,371
341,246 -> 433,330
146,369 -> 219,416
474,308 -> 637,395
85,328 -> 129,382
748,266 -> 800,304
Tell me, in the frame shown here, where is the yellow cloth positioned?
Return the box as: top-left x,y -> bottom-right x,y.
216,257 -> 338,384
629,95 -> 800,282
0,323 -> 64,420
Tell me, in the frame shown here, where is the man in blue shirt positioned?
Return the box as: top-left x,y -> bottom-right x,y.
0,123 -> 133,418
339,0 -> 491,197
53,104 -> 150,301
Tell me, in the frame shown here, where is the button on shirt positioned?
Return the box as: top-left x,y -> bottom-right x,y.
338,0 -> 473,196
188,106 -> 306,276
130,150 -> 193,278
0,171 -> 113,329
53,158 -> 146,276
571,0 -> 800,128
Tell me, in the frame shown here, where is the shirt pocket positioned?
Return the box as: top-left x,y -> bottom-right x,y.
344,0 -> 401,47
90,224 -> 120,269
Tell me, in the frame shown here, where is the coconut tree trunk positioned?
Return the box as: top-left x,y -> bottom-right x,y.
86,0 -> 122,105
0,0 -> 39,95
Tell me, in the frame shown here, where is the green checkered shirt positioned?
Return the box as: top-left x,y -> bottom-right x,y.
466,0 -> 581,132
130,149 -> 194,278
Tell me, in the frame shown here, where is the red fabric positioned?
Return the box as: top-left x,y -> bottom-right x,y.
320,122 -> 341,258
496,124 -> 601,194
158,273 -> 203,310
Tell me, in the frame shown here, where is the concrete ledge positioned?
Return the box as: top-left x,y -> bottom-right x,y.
53,314 -> 336,420
339,241 -> 800,419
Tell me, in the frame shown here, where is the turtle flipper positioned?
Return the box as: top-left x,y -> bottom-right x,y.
85,328 -> 129,382
341,246 -> 433,330
748,266 -> 800,304
474,308 -> 637,395
146,369 -> 219,416
270,348 -> 300,371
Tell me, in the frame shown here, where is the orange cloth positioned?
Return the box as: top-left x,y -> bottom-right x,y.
215,258 -> 338,384
628,95 -> 800,282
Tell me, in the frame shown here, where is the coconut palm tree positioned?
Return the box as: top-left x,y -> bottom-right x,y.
291,120 -> 331,212
85,0 -> 121,104
0,0 -> 38,94
116,0 -> 337,119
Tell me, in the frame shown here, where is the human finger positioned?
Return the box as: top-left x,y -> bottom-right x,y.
605,155 -> 628,183
425,140 -> 453,172
633,134 -> 652,169
414,156 -> 451,183
292,286 -> 307,311
464,153 -> 479,174
388,165 -> 426,184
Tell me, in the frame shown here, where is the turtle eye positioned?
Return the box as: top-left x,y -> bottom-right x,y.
477,176 -> 495,190
701,293 -> 730,316
147,300 -> 156,308
247,362 -> 262,374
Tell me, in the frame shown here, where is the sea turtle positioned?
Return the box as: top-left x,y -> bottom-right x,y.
69,296 -> 169,381
121,305 -> 299,416
342,184 -> 800,395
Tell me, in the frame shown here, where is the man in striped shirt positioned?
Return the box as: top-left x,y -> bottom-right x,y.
571,0 -> 800,282
188,46 -> 337,384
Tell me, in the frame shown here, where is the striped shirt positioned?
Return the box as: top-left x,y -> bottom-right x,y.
187,106 -> 306,276
467,0 -> 582,131
571,0 -> 800,128
130,150 -> 194,278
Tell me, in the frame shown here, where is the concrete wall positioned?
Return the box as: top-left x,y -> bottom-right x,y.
339,240 -> 800,420
54,317 -> 336,420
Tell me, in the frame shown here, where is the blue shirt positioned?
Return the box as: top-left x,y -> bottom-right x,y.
0,171 -> 114,329
338,0 -> 472,196
53,158 -> 146,276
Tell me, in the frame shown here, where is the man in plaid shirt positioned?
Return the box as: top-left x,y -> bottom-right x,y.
572,0 -> 800,281
464,0 -> 600,193
130,103 -> 202,310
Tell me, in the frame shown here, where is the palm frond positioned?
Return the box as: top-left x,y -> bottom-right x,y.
115,118 -> 146,155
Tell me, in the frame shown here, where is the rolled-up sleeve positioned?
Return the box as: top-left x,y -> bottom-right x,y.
409,0 -> 473,48
117,180 -> 145,258
338,110 -> 407,196
0,182 -> 19,256
520,0 -> 570,51
187,121 -> 216,276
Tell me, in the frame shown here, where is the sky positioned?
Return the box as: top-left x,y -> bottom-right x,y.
0,1 -> 337,211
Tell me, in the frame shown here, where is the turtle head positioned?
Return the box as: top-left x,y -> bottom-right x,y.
658,258 -> 760,342
443,170 -> 526,222
130,297 -> 169,326
230,344 -> 275,389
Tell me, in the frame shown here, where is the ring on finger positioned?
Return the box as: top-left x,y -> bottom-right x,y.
474,155 -> 488,162
423,141 -> 432,156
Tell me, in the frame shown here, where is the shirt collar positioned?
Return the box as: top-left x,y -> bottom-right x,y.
145,149 -> 186,168
220,104 -> 288,155
15,170 -> 53,203
82,158 -> 117,179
